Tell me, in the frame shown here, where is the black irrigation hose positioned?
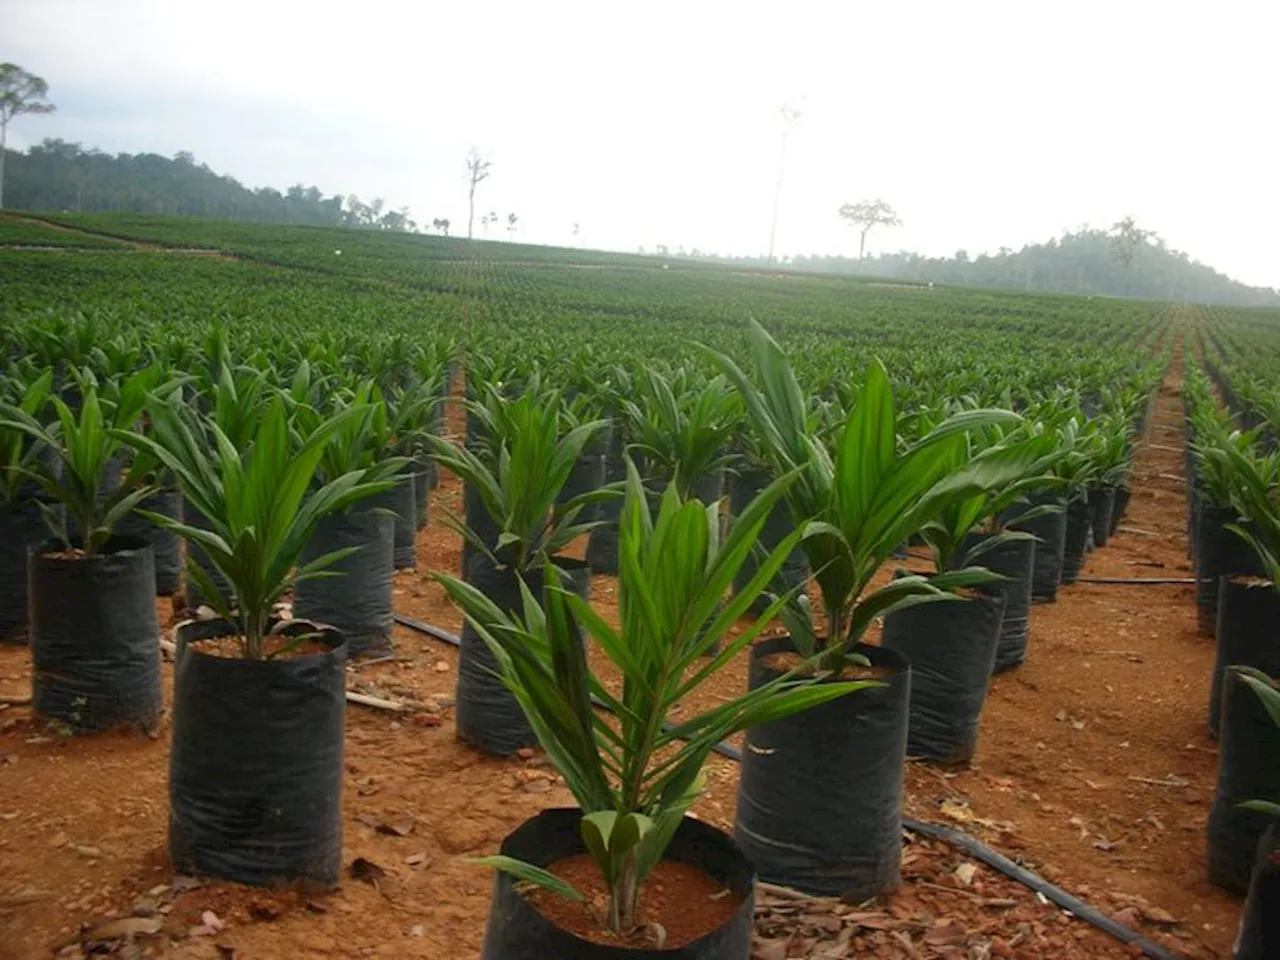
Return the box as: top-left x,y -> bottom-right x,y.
392,612 -> 1183,960
1075,576 -> 1199,585
902,820 -> 1183,960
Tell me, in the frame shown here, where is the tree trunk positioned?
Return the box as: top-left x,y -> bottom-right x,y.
468,183 -> 476,239
857,229 -> 868,272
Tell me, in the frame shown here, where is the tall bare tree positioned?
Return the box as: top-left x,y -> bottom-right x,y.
0,63 -> 56,209
837,199 -> 901,270
506,211 -> 518,240
465,149 -> 492,239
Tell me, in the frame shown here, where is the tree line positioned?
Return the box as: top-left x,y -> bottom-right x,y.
677,225 -> 1280,308
1,139 -> 421,231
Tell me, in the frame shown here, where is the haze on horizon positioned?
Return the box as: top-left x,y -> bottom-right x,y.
6,0 -> 1278,288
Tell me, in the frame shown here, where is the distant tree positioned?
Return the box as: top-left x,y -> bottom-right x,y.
0,63 -> 56,209
440,217 -> 450,236
1110,215 -> 1151,267
837,198 -> 901,270
481,210 -> 498,237
465,149 -> 491,239
506,211 -> 518,240
572,222 -> 580,238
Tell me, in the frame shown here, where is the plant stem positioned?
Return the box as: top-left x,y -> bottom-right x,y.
609,856 -> 639,933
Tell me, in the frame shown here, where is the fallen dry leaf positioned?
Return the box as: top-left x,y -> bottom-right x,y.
81,916 -> 164,941
376,819 -> 416,838
349,857 -> 387,885
752,938 -> 790,960
953,862 -> 978,887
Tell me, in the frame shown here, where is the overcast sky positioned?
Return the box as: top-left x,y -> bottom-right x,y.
6,0 -> 1278,286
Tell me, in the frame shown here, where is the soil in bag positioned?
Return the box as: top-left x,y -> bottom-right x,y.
481,808 -> 755,959
586,428 -> 626,576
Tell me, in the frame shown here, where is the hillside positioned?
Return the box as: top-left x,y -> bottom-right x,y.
3,138 -> 1275,306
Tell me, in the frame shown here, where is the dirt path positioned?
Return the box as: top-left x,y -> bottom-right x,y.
0,318 -> 1242,959
891,319 -> 1240,957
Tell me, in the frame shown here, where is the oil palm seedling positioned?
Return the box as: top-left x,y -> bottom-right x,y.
704,318 -> 1022,899
117,391 -> 399,887
291,380 -> 413,655
0,366 -> 54,640
621,366 -> 738,503
438,463 -> 867,954
425,384 -> 618,755
0,366 -> 170,730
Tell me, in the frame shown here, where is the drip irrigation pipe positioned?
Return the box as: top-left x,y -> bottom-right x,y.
1075,576 -> 1199,585
392,612 -> 1184,960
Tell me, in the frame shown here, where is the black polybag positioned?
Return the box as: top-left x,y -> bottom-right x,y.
29,535 -> 162,731
1008,493 -> 1067,603
0,498 -> 47,641
293,508 -> 395,657
1207,667 -> 1280,894
1209,580 -> 1280,738
586,428 -> 626,576
1233,824 -> 1280,960
414,455 -> 433,528
882,591 -> 1004,764
1195,504 -> 1263,635
183,498 -> 232,612
962,534 -> 1033,673
728,465 -> 808,615
481,808 -> 755,960
115,489 -> 183,596
1060,495 -> 1092,585
1109,486 -> 1132,537
456,556 -> 590,756
735,638 -> 910,900
372,474 -> 417,570
555,426 -> 609,525
169,619 -> 346,887
1088,485 -> 1116,549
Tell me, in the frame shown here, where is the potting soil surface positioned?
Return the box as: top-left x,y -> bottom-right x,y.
0,342 -> 1244,958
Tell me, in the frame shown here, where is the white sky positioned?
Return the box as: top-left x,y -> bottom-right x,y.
6,0 -> 1279,286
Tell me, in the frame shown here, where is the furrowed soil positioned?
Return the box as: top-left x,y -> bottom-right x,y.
0,341 -> 1243,959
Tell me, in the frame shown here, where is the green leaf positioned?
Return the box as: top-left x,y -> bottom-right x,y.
465,856 -> 584,902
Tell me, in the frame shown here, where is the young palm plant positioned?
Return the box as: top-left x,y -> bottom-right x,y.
438,463 -> 868,939
703,320 -> 1025,900
117,394 -> 398,660
426,383 -> 619,754
621,367 -> 738,502
0,367 -> 57,635
426,383 -> 614,575
0,368 -> 164,556
703,320 -> 1023,670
